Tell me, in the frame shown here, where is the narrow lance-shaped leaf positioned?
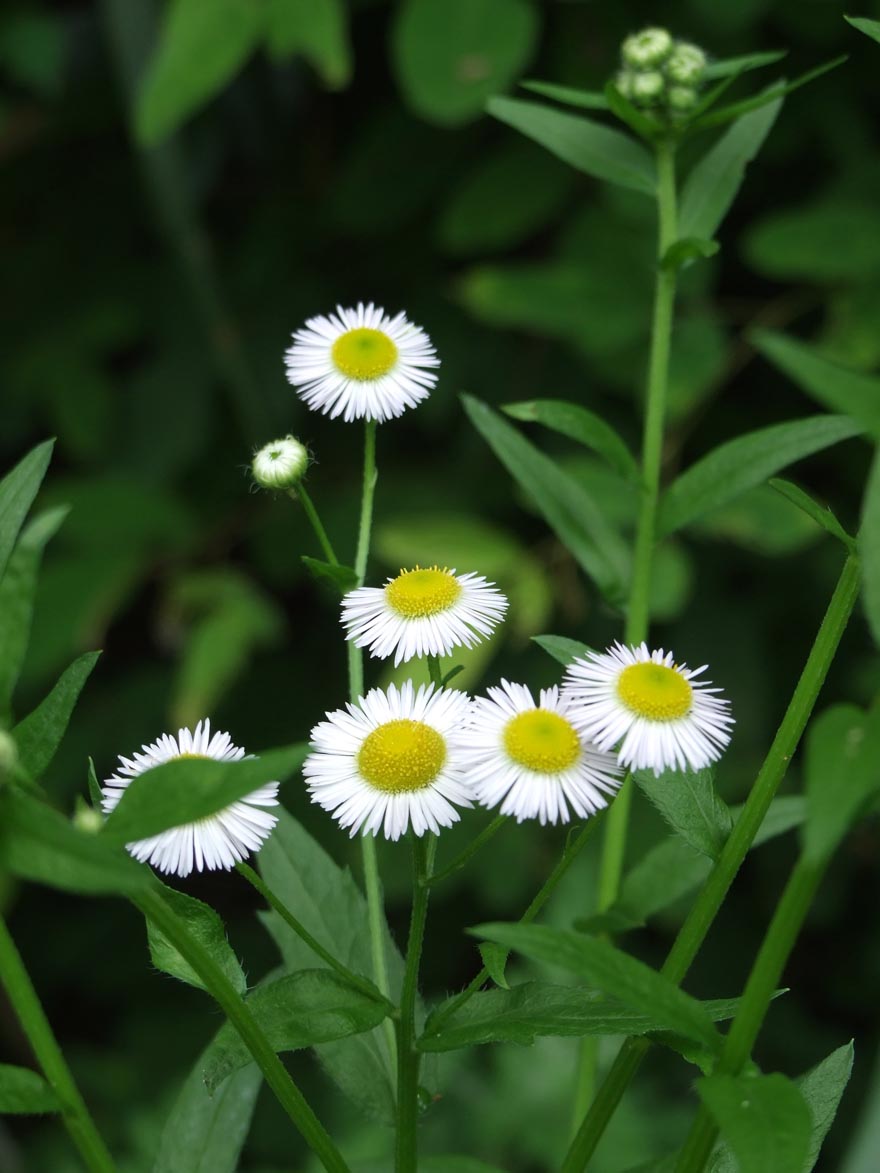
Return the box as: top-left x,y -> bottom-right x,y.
12,652 -> 101,779
265,0 -> 351,89
698,1072 -> 812,1173
795,1042 -> 854,1173
692,57 -> 845,132
861,450 -> 880,646
302,556 -> 359,594
658,415 -> 863,536
487,95 -> 656,195
0,440 -> 54,584
846,15 -> 880,45
704,50 -> 788,80
678,91 -> 783,241
0,1065 -> 61,1114
471,922 -> 721,1052
102,743 -> 307,844
503,399 -> 639,481
633,767 -> 733,861
802,704 -> 880,864
532,634 -> 594,667
520,79 -> 608,109
769,478 -> 855,551
146,884 -> 247,996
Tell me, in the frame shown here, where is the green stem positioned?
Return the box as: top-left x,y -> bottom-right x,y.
576,136 -> 679,1128
426,654 -> 443,688
425,815 -> 507,888
425,815 -> 604,1036
347,420 -> 377,701
562,552 -> 861,1172
0,914 -> 117,1173
136,888 -> 350,1173
395,835 -> 436,1172
293,485 -> 340,566
235,862 -> 385,1004
675,855 -> 825,1173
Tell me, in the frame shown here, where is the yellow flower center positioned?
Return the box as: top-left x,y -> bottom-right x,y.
617,662 -> 692,721
331,328 -> 398,380
176,752 -> 211,760
385,567 -> 462,619
357,719 -> 446,793
503,710 -> 580,774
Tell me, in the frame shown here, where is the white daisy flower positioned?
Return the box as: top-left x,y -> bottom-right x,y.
563,641 -> 733,776
101,720 -> 280,878
341,565 -> 508,666
462,681 -> 623,825
284,302 -> 439,423
304,682 -> 473,840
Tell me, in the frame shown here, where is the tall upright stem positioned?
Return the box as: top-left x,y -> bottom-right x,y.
0,915 -> 118,1173
395,835 -> 436,1172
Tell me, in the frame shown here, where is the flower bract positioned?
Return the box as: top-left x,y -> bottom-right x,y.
101,720 -> 279,877
563,642 -> 733,776
303,682 -> 473,839
341,566 -> 508,666
284,302 -> 439,423
461,681 -> 622,825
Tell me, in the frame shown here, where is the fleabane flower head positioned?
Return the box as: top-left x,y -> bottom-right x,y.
284,302 -> 439,424
101,720 -> 279,878
251,434 -> 308,490
341,565 -> 508,666
563,642 -> 733,777
622,27 -> 673,70
304,682 -> 473,840
461,681 -> 623,825
665,42 -> 707,86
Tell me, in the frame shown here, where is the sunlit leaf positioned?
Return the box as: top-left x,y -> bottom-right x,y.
633,768 -> 733,861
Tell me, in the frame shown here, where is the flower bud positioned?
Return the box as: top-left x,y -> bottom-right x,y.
252,435 -> 309,491
666,42 -> 707,86
0,729 -> 17,782
667,85 -> 699,113
621,27 -> 673,70
615,70 -> 636,101
73,799 -> 104,834
631,71 -> 666,105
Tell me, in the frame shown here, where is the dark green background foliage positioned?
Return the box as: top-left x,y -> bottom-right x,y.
2,0 -> 880,1169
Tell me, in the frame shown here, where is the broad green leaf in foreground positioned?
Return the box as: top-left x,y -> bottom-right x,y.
265,0 -> 351,89
658,415 -> 862,536
472,923 -> 721,1051
463,395 -> 630,605
487,96 -> 656,194
633,768 -> 733,861
802,705 -> 880,864
101,743 -> 307,844
153,1047 -> 261,1173
146,885 -> 246,997
0,439 -> 54,584
678,93 -> 782,241
503,398 -> 638,481
532,634 -> 594,667
753,329 -> 880,438
699,1072 -> 812,1173
202,969 -> 390,1091
861,450 -> 880,645
12,652 -> 101,779
0,1065 -> 60,1114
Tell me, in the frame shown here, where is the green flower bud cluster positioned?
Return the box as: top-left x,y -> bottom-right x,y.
617,28 -> 707,119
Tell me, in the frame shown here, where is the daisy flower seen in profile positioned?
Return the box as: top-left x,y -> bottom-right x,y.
304,681 -> 473,840
101,720 -> 280,878
563,641 -> 733,776
341,565 -> 508,666
461,681 -> 623,825
284,302 -> 439,423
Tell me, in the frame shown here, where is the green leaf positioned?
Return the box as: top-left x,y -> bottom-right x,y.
846,15 -> 880,44
420,982 -> 745,1053
301,556 -> 359,594
502,399 -> 638,481
519,79 -> 608,109
420,1161 -> 507,1173
745,200 -> 880,282
634,768 -> 733,861
679,92 -> 783,241
754,329 -> 880,440
462,395 -> 630,604
661,237 -> 720,271
658,415 -> 862,537
87,758 -> 103,811
471,923 -> 721,1052
604,81 -> 661,141
153,1047 -> 261,1173
479,941 -> 510,990
203,969 -> 390,1091
796,1042 -> 854,1172
135,0 -> 263,144
769,478 -> 855,550
802,705 -> 880,864
532,634 -> 593,667
862,450 -> 880,645
692,58 -> 845,132
146,885 -> 246,997
0,506 -> 68,721
12,652 -> 100,779
0,790 -> 149,896
102,743 -> 306,844
392,0 -> 538,126
0,1064 -> 60,1114
265,0 -> 351,88
0,440 -> 54,584
487,96 -> 656,194
699,1073 -> 812,1173
704,51 -> 788,80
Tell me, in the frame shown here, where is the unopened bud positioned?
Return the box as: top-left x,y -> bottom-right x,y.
631,71 -> 666,105
615,70 -> 636,100
622,27 -> 673,70
73,799 -> 104,834
666,42 -> 707,86
668,85 -> 699,113
252,435 -> 309,491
